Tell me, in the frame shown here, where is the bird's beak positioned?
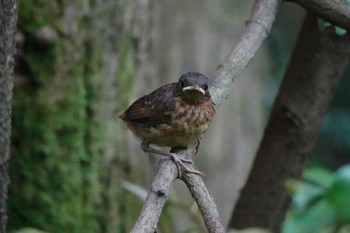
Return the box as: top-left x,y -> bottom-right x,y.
183,85 -> 205,95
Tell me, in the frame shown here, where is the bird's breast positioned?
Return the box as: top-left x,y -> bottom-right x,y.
124,97 -> 215,148
150,99 -> 215,147
171,100 -> 214,134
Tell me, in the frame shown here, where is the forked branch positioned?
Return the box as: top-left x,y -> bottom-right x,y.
130,0 -> 280,232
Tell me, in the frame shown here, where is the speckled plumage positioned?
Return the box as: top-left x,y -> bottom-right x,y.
119,72 -> 215,148
119,72 -> 215,176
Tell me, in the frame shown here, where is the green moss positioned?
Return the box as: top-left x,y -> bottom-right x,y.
9,61 -> 88,233
18,0 -> 61,84
10,1 -> 144,233
9,1 -> 103,233
26,44 -> 60,82
18,0 -> 59,33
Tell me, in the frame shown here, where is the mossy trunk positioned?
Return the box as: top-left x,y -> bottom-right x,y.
9,0 -> 151,232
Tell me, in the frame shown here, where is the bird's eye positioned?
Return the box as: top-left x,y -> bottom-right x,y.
204,84 -> 208,91
179,80 -> 186,88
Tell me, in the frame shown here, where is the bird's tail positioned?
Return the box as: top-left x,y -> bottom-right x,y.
118,112 -> 126,120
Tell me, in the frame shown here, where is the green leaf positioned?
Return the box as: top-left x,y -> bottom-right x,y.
335,27 -> 347,36
286,179 -> 326,211
328,165 -> 350,222
304,167 -> 335,189
318,19 -> 328,31
282,200 -> 337,233
318,18 -> 347,36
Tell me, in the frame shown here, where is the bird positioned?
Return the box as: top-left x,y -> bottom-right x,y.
119,72 -> 215,177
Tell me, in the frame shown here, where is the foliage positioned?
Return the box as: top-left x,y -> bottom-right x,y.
283,165 -> 350,233
235,166 -> 350,233
317,19 -> 347,36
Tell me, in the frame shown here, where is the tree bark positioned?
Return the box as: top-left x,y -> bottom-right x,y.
284,0 -> 350,31
229,14 -> 350,232
0,1 -> 17,232
9,0 -> 151,232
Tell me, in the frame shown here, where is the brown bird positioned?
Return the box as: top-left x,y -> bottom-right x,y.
119,72 -> 215,177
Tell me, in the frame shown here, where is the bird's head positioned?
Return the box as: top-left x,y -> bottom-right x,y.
176,72 -> 211,104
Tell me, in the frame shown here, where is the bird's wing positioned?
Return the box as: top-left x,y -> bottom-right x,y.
122,83 -> 176,127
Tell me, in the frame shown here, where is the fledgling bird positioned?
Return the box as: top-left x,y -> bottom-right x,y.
119,72 -> 215,177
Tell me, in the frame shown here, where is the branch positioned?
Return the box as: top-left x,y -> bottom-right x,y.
284,0 -> 350,31
182,166 -> 225,233
229,14 -> 350,232
130,158 -> 178,233
211,0 -> 280,105
130,147 -> 195,233
130,0 -> 280,231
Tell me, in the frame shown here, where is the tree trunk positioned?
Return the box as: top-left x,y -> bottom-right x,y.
229,14 -> 350,232
9,1 -> 151,232
0,1 -> 18,232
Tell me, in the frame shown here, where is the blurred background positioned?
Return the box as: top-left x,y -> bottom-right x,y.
8,0 -> 350,233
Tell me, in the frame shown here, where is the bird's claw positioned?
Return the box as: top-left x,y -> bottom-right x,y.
160,153 -> 204,178
177,156 -> 193,164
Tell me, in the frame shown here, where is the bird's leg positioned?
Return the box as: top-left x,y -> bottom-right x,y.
141,141 -> 193,163
194,136 -> 202,155
141,141 -> 203,177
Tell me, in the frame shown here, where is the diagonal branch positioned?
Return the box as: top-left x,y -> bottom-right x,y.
229,13 -> 350,232
211,0 -> 280,106
284,0 -> 350,31
130,0 -> 280,232
181,165 -> 225,233
130,158 -> 178,233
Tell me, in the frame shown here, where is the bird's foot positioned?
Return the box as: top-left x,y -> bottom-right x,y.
141,141 -> 203,178
160,153 -> 204,178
